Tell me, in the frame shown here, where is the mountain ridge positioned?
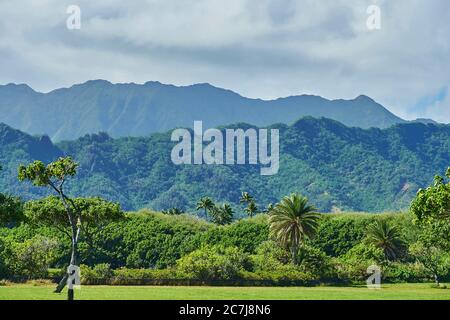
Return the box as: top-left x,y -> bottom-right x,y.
0,80 -> 419,141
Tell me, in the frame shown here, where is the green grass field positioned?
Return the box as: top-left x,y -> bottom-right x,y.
0,283 -> 449,300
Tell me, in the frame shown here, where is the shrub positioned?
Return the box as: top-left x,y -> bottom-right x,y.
250,267 -> 316,285
198,217 -> 269,253
335,243 -> 384,282
176,246 -> 251,281
252,241 -> 333,281
297,244 -> 334,278
312,214 -> 373,257
383,262 -> 428,283
89,212 -> 211,269
2,235 -> 60,279
251,240 -> 290,271
409,242 -> 450,285
81,263 -> 114,284
111,268 -> 179,285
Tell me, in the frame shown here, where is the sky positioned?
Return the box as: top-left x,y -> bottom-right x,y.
0,0 -> 449,122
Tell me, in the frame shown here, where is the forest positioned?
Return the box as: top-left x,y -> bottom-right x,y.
1,117 -> 450,213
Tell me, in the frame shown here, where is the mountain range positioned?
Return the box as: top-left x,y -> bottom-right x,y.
1,118 -> 449,213
0,80 -> 434,141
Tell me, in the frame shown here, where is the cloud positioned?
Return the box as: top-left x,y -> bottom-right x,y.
0,0 -> 449,122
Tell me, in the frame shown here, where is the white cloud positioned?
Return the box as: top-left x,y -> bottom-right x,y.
0,0 -> 449,122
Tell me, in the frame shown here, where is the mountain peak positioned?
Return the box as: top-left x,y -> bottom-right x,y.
80,79 -> 112,87
190,82 -> 214,88
0,83 -> 36,94
412,118 -> 439,125
354,95 -> 375,103
144,80 -> 164,87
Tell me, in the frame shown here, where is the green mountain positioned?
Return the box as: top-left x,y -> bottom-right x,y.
0,80 -> 407,141
1,118 -> 449,213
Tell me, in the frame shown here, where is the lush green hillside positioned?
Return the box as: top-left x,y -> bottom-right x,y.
0,81 -> 407,141
1,118 -> 449,212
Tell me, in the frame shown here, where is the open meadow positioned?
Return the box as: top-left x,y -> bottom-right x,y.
1,283 -> 449,300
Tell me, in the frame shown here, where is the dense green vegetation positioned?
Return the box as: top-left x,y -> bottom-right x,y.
1,118 -> 450,212
1,209 -> 449,286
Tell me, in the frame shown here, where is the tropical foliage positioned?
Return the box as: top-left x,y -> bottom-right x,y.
2,119 -> 450,213
365,219 -> 406,261
268,194 -> 320,264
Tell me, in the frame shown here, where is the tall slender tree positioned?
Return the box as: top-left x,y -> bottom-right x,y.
244,201 -> 258,218
18,157 -> 80,300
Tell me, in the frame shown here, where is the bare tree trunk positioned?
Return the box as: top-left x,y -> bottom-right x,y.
67,229 -> 78,301
54,273 -> 68,293
54,235 -> 78,300
54,228 -> 78,297
291,245 -> 298,265
55,191 -> 79,300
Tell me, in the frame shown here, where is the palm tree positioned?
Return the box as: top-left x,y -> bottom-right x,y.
239,192 -> 253,204
366,219 -> 406,261
244,201 -> 258,218
196,197 -> 215,219
268,193 -> 320,264
211,203 -> 234,225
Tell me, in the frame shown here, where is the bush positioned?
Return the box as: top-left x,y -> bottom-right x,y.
81,263 -> 113,284
112,268 -> 179,285
312,214 -> 373,257
297,244 -> 334,279
335,243 -> 384,282
383,262 -> 428,283
409,242 -> 450,284
250,267 -> 316,285
198,217 -> 269,253
88,212 -> 211,269
1,235 -> 60,279
81,265 -> 180,285
176,246 -> 251,281
251,241 -> 333,281
251,241 -> 290,271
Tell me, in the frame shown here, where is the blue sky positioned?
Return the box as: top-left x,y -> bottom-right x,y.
412,88 -> 448,117
0,0 -> 449,122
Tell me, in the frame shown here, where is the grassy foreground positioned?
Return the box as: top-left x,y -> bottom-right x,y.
0,283 -> 449,300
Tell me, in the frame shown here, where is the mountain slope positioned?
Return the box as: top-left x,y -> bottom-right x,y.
1,119 -> 449,213
0,123 -> 62,199
0,80 -> 406,141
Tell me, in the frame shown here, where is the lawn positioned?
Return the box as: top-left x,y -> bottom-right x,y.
0,283 -> 449,300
